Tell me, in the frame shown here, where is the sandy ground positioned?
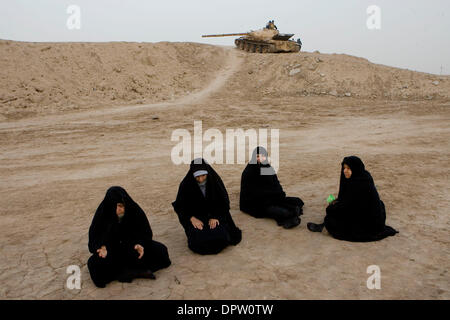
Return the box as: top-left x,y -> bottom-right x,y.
0,42 -> 449,299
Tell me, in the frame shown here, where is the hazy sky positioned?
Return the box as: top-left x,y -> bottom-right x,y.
1,0 -> 449,75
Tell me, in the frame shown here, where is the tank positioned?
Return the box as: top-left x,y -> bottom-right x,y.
202,20 -> 301,53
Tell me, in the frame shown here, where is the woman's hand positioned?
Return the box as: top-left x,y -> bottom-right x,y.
134,244 -> 144,259
209,219 -> 219,229
97,245 -> 107,258
190,216 -> 204,230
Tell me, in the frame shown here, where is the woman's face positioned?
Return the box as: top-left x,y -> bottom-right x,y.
116,203 -> 125,216
257,154 -> 267,163
343,164 -> 352,179
195,174 -> 207,184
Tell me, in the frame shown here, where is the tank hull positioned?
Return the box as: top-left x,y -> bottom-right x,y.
234,37 -> 300,53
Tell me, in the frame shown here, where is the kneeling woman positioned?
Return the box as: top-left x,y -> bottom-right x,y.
88,186 -> 171,288
172,158 -> 242,255
240,146 -> 304,229
307,156 -> 398,242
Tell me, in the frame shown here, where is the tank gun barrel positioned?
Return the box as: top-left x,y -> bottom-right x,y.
202,33 -> 248,38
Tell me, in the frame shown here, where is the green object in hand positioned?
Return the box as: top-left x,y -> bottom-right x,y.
327,194 -> 335,204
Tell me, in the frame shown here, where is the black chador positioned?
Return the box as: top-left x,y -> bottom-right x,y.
88,186 -> 171,287
172,158 -> 242,255
308,156 -> 399,242
240,146 -> 304,229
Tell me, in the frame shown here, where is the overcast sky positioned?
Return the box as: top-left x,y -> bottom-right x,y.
1,0 -> 449,75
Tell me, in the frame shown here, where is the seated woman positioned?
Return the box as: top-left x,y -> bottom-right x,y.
307,156 -> 399,242
172,158 -> 242,255
240,146 -> 304,229
88,186 -> 171,288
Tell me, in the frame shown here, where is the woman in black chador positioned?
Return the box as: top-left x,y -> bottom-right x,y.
172,158 -> 242,255
240,146 -> 304,229
88,186 -> 171,288
307,156 -> 399,242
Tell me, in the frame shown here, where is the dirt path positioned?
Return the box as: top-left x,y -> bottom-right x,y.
0,48 -> 243,132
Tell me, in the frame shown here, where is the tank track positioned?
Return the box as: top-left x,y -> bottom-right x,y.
234,38 -> 273,53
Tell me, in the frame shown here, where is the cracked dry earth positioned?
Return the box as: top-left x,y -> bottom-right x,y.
0,46 -> 449,299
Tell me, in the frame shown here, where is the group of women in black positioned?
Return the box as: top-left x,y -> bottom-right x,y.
87,146 -> 398,287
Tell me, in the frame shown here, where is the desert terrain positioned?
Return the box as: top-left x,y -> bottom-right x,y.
0,40 -> 449,299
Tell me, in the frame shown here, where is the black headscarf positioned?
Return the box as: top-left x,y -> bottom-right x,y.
329,156 -> 398,240
88,186 -> 153,254
240,146 -> 286,214
172,158 -> 242,245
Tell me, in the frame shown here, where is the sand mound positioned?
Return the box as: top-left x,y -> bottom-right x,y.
0,40 -> 227,118
1,41 -> 449,119
226,51 -> 450,101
